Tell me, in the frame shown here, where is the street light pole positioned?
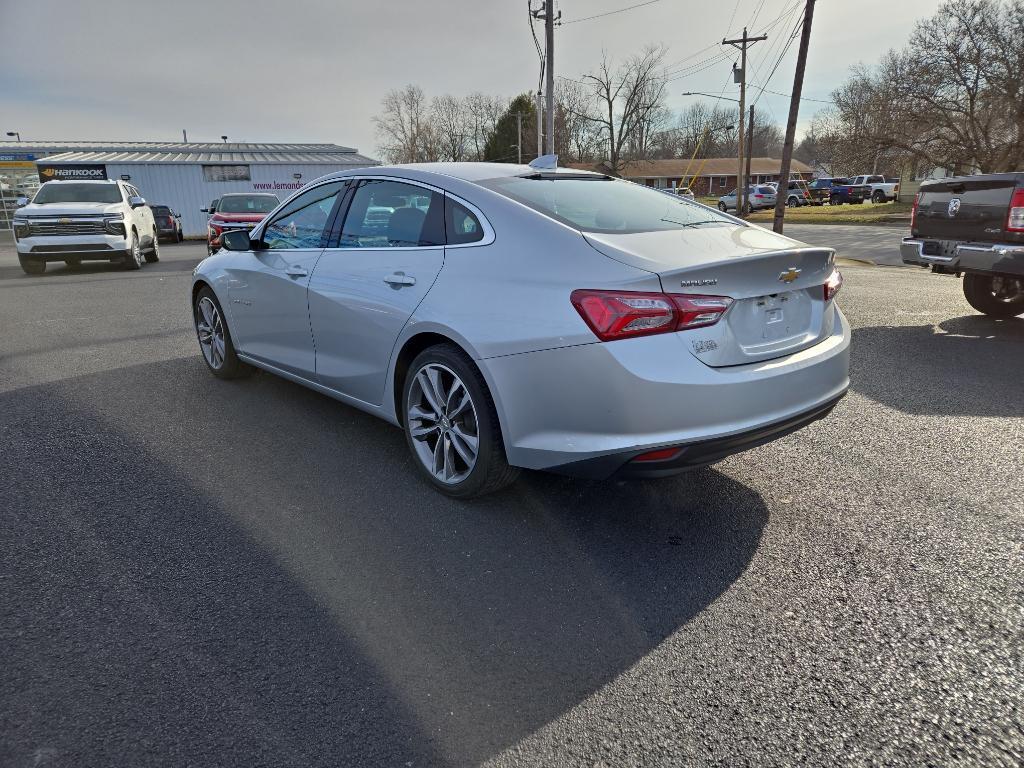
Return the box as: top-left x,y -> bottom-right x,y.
6,131 -> 21,142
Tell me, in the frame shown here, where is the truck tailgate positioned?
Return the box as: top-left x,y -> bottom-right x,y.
915,177 -> 1017,241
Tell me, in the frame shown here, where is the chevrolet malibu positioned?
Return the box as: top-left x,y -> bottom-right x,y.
190,163 -> 850,498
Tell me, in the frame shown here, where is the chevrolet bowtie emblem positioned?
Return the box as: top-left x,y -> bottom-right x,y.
778,267 -> 801,283
59,218 -> 72,224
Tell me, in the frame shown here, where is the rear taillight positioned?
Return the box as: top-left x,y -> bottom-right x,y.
167,216 -> 175,227
1007,188 -> 1024,232
911,192 -> 920,230
570,290 -> 732,341
824,269 -> 843,302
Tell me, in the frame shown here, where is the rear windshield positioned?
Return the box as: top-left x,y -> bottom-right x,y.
217,195 -> 279,213
478,176 -> 732,233
33,183 -> 123,204
151,205 -> 171,215
756,186 -> 775,194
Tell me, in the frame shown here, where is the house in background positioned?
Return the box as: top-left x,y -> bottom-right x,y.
566,157 -> 815,196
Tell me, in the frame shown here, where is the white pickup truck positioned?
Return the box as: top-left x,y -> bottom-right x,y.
12,179 -> 158,275
848,174 -> 900,203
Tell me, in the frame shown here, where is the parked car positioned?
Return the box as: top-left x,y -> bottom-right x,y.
656,186 -> 696,200
848,174 -> 900,203
901,172 -> 1024,317
808,178 -> 870,206
203,192 -> 280,255
718,185 -> 777,212
151,204 -> 183,242
780,180 -> 812,207
12,179 -> 158,274
191,163 -> 850,498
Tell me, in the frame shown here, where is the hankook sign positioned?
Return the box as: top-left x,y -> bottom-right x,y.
37,164 -> 108,181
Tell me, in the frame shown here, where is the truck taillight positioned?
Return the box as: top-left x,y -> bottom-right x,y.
570,290 -> 732,341
1007,189 -> 1024,232
911,193 -> 920,230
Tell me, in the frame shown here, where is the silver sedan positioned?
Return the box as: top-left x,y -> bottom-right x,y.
191,163 -> 849,497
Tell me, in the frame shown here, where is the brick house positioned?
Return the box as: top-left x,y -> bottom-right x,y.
566,157 -> 815,196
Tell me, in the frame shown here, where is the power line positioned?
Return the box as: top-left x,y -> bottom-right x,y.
561,0 -> 663,25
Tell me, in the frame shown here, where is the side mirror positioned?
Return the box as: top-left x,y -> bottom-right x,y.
220,229 -> 253,252
200,207 -> 209,213
129,195 -> 146,208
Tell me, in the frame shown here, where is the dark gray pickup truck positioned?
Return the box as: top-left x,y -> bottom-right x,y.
902,173 -> 1024,317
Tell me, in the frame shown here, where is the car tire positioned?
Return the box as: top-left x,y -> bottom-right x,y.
18,255 -> 45,275
146,229 -> 160,263
193,286 -> 253,379
962,274 -> 1024,318
125,231 -> 143,270
718,202 -> 728,212
871,190 -> 886,203
787,195 -> 798,207
177,230 -> 184,243
402,344 -> 519,499
829,195 -> 842,206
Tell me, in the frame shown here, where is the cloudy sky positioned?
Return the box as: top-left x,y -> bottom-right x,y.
1,0 -> 939,157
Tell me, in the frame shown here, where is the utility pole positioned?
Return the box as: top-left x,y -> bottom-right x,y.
536,91 -> 544,158
745,104 -> 755,212
773,0 -> 816,234
724,27 -> 766,218
182,129 -> 188,143
543,1 -> 560,156
516,112 -> 523,164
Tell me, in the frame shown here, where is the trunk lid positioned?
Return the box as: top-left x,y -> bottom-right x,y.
584,224 -> 837,367
914,174 -> 1022,243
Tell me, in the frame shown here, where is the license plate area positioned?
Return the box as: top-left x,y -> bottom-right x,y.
730,289 -> 814,348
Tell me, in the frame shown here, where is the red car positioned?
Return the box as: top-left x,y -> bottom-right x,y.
201,193 -> 280,255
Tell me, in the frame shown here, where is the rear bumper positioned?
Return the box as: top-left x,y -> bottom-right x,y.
901,238 -> 1024,275
481,305 -> 851,476
551,393 -> 844,479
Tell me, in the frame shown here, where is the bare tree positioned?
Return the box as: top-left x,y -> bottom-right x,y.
555,78 -> 600,162
372,84 -> 438,163
821,0 -> 1024,175
464,92 -> 509,160
431,94 -> 468,162
579,45 -> 670,174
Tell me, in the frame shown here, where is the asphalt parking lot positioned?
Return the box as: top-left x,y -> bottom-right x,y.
1,229 -> 1021,767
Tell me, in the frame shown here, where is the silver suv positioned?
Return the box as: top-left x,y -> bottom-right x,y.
13,180 -> 158,275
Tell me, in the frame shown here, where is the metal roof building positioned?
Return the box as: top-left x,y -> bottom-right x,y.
0,141 -> 379,236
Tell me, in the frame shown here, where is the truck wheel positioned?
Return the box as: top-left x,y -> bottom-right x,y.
718,202 -> 727,212
829,195 -> 842,206
963,274 -> 1024,318
145,228 -> 160,263
125,231 -> 143,270
787,195 -> 798,207
18,255 -> 45,275
871,190 -> 886,203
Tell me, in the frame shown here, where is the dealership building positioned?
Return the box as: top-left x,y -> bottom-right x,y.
0,141 -> 378,236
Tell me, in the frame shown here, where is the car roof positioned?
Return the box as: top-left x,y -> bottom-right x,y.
319,161 -> 607,186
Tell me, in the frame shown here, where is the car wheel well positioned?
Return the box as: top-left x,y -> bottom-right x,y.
393,332 -> 476,425
191,279 -> 212,307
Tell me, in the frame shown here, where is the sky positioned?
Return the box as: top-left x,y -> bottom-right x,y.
0,0 -> 941,157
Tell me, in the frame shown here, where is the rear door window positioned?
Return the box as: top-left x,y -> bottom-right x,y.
340,180 -> 445,248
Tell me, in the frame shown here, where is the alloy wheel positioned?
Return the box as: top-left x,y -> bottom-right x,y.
407,363 -> 479,484
196,296 -> 226,369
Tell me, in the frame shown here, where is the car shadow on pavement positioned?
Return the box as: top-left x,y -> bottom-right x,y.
0,356 -> 768,767
851,314 -> 1024,417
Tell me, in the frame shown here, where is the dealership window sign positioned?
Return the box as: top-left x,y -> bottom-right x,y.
37,164 -> 108,181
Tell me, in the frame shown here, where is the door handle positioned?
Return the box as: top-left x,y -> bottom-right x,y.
285,265 -> 308,278
383,272 -> 416,287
